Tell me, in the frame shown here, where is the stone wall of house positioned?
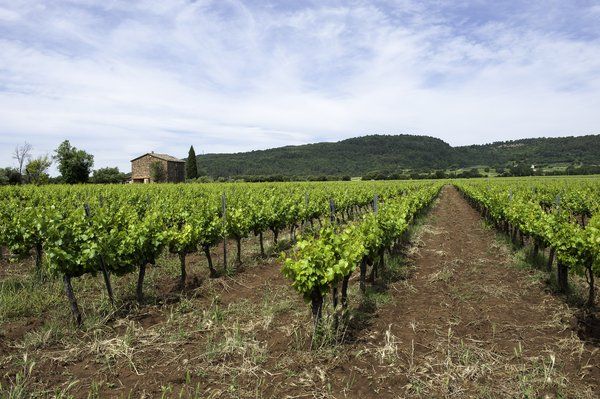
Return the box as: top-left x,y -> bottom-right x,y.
167,161 -> 186,182
132,154 -> 158,181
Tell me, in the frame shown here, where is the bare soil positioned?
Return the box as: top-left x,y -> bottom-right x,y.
1,186 -> 598,398
339,186 -> 600,398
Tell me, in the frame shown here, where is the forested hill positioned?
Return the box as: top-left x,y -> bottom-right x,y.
196,134 -> 600,178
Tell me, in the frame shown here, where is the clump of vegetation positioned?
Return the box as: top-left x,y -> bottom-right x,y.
54,140 -> 94,184
91,167 -> 128,184
150,161 -> 166,183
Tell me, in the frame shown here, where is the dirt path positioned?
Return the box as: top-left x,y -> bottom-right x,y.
346,185 -> 599,398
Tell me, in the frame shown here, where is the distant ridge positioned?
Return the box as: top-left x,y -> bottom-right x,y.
196,134 -> 600,178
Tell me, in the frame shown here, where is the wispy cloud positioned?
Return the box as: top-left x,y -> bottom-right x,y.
0,0 -> 599,173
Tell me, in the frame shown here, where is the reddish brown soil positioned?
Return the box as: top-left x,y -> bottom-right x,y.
0,254 -> 31,280
1,187 -> 598,398
339,186 -> 600,397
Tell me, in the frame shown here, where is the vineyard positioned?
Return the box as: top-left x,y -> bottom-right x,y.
455,178 -> 600,305
0,178 -> 599,397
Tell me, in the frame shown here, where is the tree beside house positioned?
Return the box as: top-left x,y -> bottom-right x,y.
186,145 -> 198,179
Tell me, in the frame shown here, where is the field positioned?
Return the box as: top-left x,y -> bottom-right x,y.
1,178 -> 599,398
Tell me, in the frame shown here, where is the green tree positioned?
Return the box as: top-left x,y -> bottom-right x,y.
0,167 -> 22,185
25,155 -> 52,185
186,145 -> 198,179
53,140 -> 94,184
91,167 -> 127,184
433,170 -> 447,179
150,161 -> 166,183
507,163 -> 534,177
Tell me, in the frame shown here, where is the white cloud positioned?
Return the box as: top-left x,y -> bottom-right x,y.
0,6 -> 19,21
0,0 -> 599,174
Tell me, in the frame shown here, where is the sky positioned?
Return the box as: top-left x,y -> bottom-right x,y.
0,0 -> 599,174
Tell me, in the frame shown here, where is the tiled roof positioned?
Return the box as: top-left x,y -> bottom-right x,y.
131,153 -> 185,163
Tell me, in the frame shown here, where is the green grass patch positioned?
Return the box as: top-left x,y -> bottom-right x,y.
0,276 -> 63,320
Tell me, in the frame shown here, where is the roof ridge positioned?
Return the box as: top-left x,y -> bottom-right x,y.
131,153 -> 185,162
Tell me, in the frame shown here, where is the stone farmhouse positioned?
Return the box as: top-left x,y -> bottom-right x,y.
130,152 -> 185,183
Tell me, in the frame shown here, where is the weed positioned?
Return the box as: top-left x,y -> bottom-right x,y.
377,324 -> 399,363
0,353 -> 36,399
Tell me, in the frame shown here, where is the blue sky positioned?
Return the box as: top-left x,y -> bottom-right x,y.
1,0 -> 599,173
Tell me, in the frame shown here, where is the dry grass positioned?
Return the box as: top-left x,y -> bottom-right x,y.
427,266 -> 454,284
359,324 -> 597,399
